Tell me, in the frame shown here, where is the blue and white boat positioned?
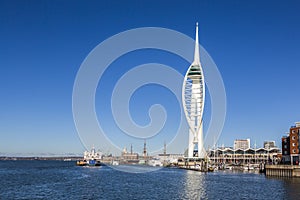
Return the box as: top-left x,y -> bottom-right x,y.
77,146 -> 102,166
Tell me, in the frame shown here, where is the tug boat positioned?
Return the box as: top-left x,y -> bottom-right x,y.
76,160 -> 88,166
76,146 -> 102,167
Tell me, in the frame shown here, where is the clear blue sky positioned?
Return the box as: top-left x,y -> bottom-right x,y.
1,0 -> 300,156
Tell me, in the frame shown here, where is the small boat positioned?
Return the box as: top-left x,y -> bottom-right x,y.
112,160 -> 119,166
77,160 -> 88,166
208,166 -> 214,172
225,165 -> 233,170
148,158 -> 163,167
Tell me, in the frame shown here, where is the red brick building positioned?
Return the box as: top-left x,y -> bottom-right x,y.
282,122 -> 300,164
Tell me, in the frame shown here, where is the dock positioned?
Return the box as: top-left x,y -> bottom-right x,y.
177,158 -> 209,172
265,165 -> 300,177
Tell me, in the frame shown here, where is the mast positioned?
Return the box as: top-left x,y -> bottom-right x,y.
193,22 -> 200,65
143,140 -> 147,157
164,141 -> 166,155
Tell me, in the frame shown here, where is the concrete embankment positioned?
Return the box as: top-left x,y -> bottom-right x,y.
265,165 -> 300,177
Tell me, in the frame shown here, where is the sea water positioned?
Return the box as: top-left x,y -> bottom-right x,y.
0,160 -> 299,199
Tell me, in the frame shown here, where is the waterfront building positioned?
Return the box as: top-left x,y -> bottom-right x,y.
234,139 -> 250,150
156,143 -> 184,166
208,146 -> 280,165
282,134 -> 290,156
182,23 -> 205,158
155,153 -> 184,166
264,141 -> 276,149
120,146 -> 139,164
281,122 -> 300,164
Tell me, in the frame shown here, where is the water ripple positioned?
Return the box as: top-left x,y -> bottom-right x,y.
0,161 -> 298,200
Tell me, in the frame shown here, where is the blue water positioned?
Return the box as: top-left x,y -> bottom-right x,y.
0,160 -> 299,199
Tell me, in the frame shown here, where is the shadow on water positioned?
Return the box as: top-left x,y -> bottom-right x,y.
267,176 -> 300,200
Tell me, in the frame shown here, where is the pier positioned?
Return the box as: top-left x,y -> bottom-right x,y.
177,158 -> 209,172
265,165 -> 300,177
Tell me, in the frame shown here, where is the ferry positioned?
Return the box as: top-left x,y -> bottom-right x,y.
76,146 -> 102,167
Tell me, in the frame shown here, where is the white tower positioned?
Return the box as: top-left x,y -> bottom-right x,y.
182,23 -> 205,158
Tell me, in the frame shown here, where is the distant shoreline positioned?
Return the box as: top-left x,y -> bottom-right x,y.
0,156 -> 82,161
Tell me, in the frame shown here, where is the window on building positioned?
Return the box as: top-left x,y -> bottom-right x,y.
284,151 -> 287,155
293,149 -> 296,153
292,130 -> 295,133
284,145 -> 287,148
293,143 -> 296,147
292,136 -> 296,140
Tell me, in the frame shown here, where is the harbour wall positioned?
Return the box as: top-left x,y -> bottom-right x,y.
265,165 -> 300,177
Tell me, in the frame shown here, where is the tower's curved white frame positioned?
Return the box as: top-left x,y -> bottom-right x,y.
182,23 -> 205,158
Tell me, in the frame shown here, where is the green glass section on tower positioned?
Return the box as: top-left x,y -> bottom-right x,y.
187,64 -> 201,76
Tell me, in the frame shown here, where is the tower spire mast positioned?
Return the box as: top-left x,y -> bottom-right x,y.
194,22 -> 200,65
